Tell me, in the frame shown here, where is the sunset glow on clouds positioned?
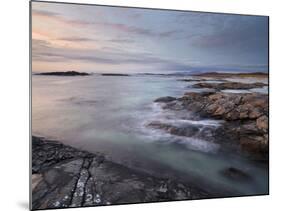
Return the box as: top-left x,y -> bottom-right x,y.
32,1 -> 268,73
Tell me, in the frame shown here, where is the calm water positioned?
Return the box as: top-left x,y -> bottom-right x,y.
32,75 -> 268,195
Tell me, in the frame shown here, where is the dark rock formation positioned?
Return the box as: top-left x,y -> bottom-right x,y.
148,121 -> 199,137
178,79 -> 208,82
220,167 -> 252,182
154,96 -> 177,103
182,92 -> 268,158
178,79 -> 226,82
36,71 -> 90,76
192,82 -> 266,90
32,136 -> 93,174
180,92 -> 268,120
151,92 -> 268,160
32,136 -> 209,210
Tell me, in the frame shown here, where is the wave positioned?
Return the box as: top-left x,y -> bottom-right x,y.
129,102 -> 222,153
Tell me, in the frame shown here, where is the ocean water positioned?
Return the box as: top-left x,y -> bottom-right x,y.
32,74 -> 268,196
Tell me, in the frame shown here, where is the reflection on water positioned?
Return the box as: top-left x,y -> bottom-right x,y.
32,75 -> 268,196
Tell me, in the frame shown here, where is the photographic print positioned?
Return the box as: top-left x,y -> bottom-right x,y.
31,1 -> 269,210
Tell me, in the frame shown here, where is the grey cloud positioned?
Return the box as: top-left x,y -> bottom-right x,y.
107,38 -> 134,43
32,38 -> 187,69
32,38 -> 267,72
33,8 -> 182,38
56,37 -> 96,42
128,12 -> 142,19
191,16 -> 268,50
55,36 -> 134,44
158,30 -> 182,38
32,9 -> 60,17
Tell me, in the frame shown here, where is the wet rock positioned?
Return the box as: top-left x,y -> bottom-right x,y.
154,96 -> 177,103
32,174 -> 43,191
238,121 -> 260,134
162,101 -> 185,110
220,167 -> 252,182
147,121 -> 199,137
32,136 -> 93,174
256,115 -> 268,132
239,135 -> 269,154
70,168 -> 90,207
181,92 -> 268,121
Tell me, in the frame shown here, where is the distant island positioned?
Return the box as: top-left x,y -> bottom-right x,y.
36,71 -> 90,76
193,72 -> 268,78
101,73 -> 130,76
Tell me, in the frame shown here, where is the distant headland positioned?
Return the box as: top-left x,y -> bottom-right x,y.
35,71 -> 90,76
101,73 -> 130,76
193,72 -> 268,78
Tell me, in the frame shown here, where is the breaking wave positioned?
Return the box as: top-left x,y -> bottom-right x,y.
130,102 -> 222,153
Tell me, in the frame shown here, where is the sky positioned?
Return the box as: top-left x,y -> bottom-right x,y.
32,1 -> 269,73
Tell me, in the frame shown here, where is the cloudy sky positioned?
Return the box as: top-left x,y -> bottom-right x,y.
32,1 -> 268,73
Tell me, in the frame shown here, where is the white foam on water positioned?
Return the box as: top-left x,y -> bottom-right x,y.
175,136 -> 220,153
160,119 -> 223,127
222,86 -> 268,94
132,102 -> 222,153
250,86 -> 268,94
222,89 -> 252,94
225,77 -> 268,84
147,102 -> 223,127
142,128 -> 220,153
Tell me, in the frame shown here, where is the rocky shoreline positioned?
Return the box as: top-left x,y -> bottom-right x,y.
152,80 -> 269,161
32,136 -> 210,210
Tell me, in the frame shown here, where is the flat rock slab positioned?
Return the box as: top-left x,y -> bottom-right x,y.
32,136 -> 209,210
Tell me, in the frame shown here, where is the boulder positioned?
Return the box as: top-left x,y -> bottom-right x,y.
239,135 -> 268,154
220,167 -> 252,182
147,121 -> 199,137
154,96 -> 177,103
256,115 -> 268,132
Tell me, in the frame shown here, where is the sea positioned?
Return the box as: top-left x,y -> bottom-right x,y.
32,74 -> 268,196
